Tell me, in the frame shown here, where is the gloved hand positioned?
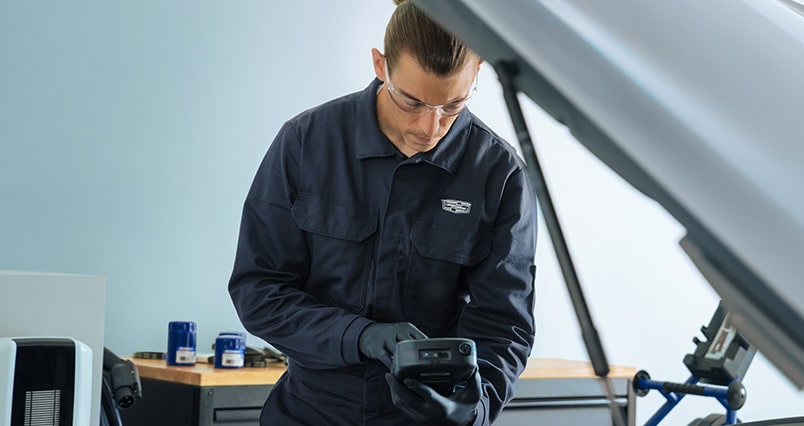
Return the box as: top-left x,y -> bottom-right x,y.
385,368 -> 482,426
358,322 -> 427,368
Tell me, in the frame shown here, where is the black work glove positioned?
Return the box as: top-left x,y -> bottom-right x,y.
358,322 -> 427,368
385,368 -> 482,426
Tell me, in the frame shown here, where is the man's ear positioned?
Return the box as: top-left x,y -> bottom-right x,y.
371,48 -> 386,82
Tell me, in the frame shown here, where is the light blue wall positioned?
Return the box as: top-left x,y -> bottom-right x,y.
1,1 -> 801,424
0,0 -> 393,355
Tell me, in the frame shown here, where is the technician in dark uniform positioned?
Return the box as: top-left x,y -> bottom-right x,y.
228,1 -> 537,424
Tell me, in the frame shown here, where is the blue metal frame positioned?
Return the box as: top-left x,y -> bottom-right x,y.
636,375 -> 740,425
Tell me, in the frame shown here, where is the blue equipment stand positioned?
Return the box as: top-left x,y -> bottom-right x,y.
634,370 -> 746,425
633,301 -> 756,426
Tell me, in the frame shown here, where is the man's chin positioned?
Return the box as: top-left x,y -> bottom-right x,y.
407,136 -> 438,151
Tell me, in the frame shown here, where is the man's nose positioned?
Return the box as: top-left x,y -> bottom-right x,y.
419,107 -> 443,134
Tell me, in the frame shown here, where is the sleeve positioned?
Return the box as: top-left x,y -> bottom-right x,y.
460,166 -> 537,425
227,121 -> 372,369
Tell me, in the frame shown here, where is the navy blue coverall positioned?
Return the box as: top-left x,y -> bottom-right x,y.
229,78 -> 537,425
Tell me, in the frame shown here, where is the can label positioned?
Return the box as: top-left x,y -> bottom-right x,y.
221,350 -> 244,367
175,347 -> 196,364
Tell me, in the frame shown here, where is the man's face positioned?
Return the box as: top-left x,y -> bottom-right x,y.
373,50 -> 479,157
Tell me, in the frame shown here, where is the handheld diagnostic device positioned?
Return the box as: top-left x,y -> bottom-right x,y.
391,337 -> 477,396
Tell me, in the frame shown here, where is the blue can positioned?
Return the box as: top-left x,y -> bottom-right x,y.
214,332 -> 245,368
167,321 -> 197,366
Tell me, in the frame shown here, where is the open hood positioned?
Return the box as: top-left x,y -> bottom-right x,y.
413,0 -> 804,388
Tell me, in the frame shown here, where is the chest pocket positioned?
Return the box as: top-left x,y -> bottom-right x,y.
405,220 -> 492,335
292,192 -> 377,242
292,192 -> 377,313
410,220 -> 492,266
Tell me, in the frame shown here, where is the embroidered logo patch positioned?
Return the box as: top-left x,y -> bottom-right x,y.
441,199 -> 472,214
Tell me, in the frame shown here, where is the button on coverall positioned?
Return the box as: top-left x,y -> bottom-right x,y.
229,78 -> 537,425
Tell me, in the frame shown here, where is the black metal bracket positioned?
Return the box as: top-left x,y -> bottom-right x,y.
495,60 -> 625,426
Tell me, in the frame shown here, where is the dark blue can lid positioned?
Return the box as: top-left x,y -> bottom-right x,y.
169,321 -> 196,332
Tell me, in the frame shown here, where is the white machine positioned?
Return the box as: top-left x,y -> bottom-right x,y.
0,337 -> 93,426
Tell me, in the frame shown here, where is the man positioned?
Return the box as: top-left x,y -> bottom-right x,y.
228,1 -> 537,424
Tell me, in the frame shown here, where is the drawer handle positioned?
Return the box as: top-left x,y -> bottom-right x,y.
214,407 -> 262,422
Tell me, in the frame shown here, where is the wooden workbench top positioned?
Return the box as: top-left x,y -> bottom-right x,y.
130,357 -> 635,387
522,357 -> 635,380
130,358 -> 287,386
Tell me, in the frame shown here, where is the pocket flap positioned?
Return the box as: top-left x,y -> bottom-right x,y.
292,193 -> 377,242
411,220 -> 492,266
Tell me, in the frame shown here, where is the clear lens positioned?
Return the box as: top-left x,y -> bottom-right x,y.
384,60 -> 476,117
